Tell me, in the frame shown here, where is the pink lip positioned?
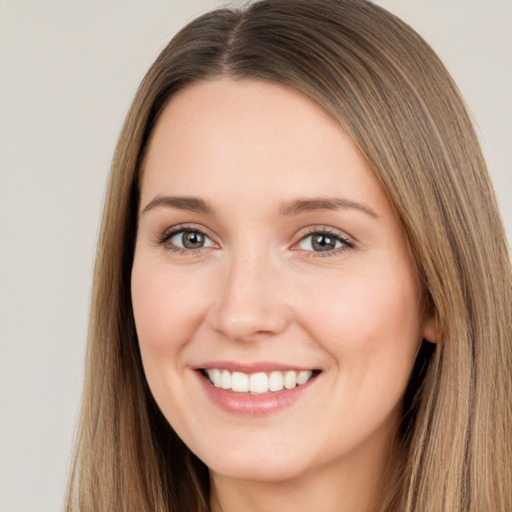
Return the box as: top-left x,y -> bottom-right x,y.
197,360 -> 316,373
195,367 -> 319,416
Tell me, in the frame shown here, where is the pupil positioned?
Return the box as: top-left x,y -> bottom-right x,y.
183,231 -> 204,249
312,234 -> 335,251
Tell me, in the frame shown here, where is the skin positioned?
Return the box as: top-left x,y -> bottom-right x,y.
131,78 -> 437,512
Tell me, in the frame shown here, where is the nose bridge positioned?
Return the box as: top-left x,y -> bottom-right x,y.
210,242 -> 291,341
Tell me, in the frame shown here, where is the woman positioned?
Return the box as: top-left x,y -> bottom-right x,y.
66,0 -> 512,511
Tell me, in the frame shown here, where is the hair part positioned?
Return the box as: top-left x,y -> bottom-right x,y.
66,1 -> 512,511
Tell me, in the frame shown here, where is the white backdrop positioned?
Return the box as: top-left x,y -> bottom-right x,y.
1,1 -> 510,511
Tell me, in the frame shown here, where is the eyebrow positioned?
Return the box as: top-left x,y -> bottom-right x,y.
141,195 -> 378,219
142,195 -> 215,215
279,197 -> 378,218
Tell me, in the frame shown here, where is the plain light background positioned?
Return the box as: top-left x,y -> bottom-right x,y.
0,1 -> 510,511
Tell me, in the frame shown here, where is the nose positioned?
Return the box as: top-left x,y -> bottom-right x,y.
207,251 -> 292,342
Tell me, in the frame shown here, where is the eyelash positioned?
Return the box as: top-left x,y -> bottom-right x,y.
157,225 -> 213,256
296,228 -> 354,257
157,225 -> 354,257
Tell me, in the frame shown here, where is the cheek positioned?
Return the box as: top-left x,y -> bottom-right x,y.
131,258 -> 210,356
299,265 -> 422,391
131,255 -> 215,425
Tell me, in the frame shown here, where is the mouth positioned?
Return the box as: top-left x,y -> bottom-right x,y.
199,368 -> 321,395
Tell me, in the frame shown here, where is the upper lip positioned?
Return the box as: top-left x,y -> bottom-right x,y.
196,361 -> 320,373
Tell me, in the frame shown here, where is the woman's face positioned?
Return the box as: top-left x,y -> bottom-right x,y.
132,78 -> 436,484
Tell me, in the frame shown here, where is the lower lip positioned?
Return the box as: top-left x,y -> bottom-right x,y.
197,372 -> 317,416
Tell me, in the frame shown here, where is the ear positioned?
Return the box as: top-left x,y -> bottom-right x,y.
421,310 -> 439,344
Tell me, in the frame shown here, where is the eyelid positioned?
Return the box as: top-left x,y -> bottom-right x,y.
291,226 -> 354,256
155,223 -> 354,257
157,223 -> 219,252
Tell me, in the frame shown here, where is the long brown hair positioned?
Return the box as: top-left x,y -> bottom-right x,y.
66,1 -> 512,510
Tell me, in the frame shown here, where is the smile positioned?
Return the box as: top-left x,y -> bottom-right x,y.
203,368 -> 317,394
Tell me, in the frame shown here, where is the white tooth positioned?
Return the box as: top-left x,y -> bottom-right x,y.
297,370 -> 313,385
208,369 -> 222,387
221,369 -> 231,389
268,371 -> 284,392
284,370 -> 298,389
249,372 -> 269,394
231,371 -> 249,392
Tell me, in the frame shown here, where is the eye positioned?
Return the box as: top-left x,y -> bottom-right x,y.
160,227 -> 216,252
297,230 -> 352,254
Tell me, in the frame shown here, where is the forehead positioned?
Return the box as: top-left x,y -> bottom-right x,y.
140,78 -> 389,215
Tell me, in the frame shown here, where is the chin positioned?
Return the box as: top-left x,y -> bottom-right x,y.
189,433 -> 319,484
208,456 -> 307,483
